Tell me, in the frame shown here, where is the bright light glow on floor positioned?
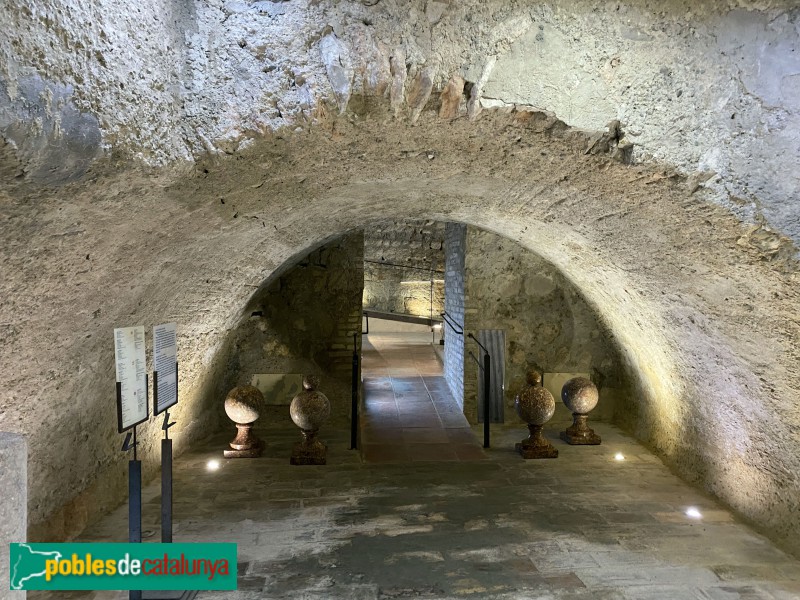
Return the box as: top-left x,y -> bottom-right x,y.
686,507 -> 702,519
207,459 -> 220,471
614,453 -> 625,461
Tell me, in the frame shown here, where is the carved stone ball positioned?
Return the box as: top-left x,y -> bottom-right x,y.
291,376 -> 330,431
303,374 -> 320,391
561,377 -> 599,414
515,379 -> 556,426
525,369 -> 542,386
224,385 -> 264,425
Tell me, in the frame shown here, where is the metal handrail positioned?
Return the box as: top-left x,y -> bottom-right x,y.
468,351 -> 484,370
467,332 -> 488,354
364,258 -> 445,274
440,311 -> 464,335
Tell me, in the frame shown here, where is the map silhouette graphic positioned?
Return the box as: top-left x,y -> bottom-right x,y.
10,544 -> 62,590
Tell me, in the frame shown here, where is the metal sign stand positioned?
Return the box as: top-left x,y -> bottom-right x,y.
153,365 -> 177,544
161,414 -> 174,543
116,326 -> 191,600
148,365 -> 191,600
147,364 -> 191,600
118,378 -> 146,600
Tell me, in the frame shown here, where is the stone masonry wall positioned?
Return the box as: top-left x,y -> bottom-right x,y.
443,223 -> 466,408
463,227 -> 625,424
363,220 -> 445,318
224,232 -> 364,421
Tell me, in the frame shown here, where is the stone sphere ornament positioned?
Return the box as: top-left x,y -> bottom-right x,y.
560,376 -> 602,445
514,369 -> 558,459
289,375 -> 331,465
223,385 -> 265,458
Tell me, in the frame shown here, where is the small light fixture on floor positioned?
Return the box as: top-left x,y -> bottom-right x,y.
686,507 -> 702,519
614,452 -> 625,461
207,459 -> 220,471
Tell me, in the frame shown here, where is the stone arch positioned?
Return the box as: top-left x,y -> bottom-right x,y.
224,181 -> 680,431
6,110 -> 797,558
222,210 -> 664,427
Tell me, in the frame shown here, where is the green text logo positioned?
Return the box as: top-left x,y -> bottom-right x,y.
9,543 -> 237,590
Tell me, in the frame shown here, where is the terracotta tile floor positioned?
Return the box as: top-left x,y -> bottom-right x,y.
360,332 -> 486,463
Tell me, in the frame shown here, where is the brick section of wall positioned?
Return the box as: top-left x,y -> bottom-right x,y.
463,227 -> 623,424
443,223 -> 466,407
363,220 -> 445,316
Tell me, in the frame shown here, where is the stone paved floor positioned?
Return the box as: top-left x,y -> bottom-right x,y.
360,333 -> 486,463
33,335 -> 800,600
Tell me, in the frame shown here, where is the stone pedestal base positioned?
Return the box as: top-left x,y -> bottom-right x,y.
224,441 -> 264,458
290,430 -> 327,465
224,423 -> 264,458
515,424 -> 558,459
561,414 -> 601,445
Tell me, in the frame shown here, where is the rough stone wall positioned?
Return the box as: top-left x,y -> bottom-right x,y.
0,432 -> 26,598
363,220 -> 445,317
2,0 -> 799,246
462,227 -> 624,424
443,223 -> 467,407
229,232 -> 364,395
0,0 -> 194,170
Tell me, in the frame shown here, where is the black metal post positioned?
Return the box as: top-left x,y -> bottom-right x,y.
129,425 -> 142,600
350,333 -> 359,450
430,275 -> 434,345
483,352 -> 491,449
157,365 -> 176,545
161,437 -> 173,543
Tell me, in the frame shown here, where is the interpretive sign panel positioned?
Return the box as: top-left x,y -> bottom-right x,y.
114,326 -> 148,432
153,323 -> 178,414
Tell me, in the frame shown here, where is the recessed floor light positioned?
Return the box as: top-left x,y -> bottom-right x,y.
207,459 -> 220,471
614,453 -> 625,461
686,507 -> 702,519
